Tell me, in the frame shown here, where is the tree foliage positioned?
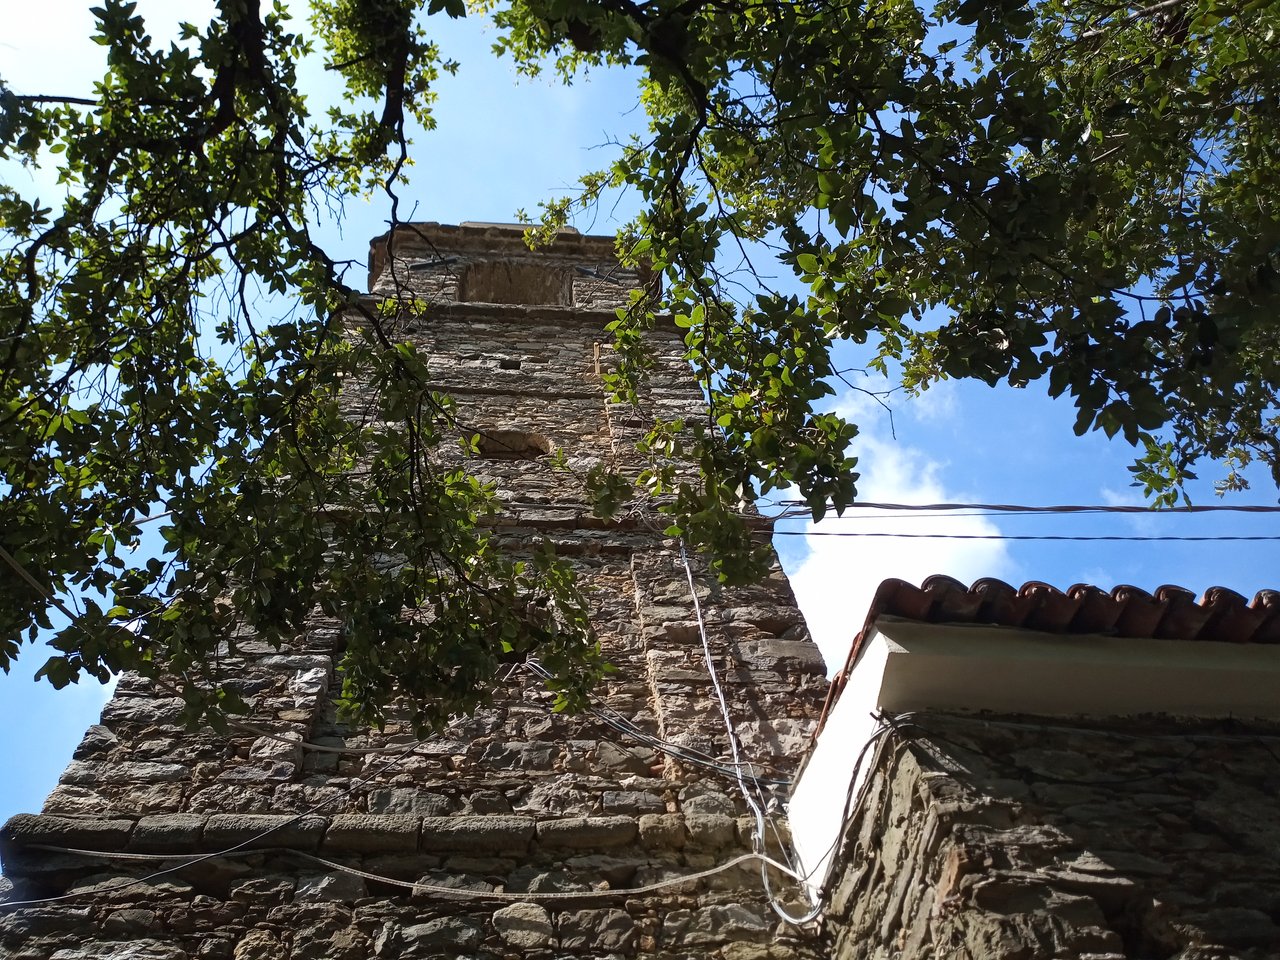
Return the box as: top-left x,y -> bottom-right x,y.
2,0 -> 1278,721
0,0 -> 603,729
500,0 -> 1280,545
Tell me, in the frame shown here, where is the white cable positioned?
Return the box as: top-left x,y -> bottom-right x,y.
792,718 -> 897,894
13,845 -> 804,904
521,658 -> 792,785
678,540 -> 821,924
0,719 -> 461,910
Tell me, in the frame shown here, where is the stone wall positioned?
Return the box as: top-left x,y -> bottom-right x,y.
0,224 -> 828,960
822,711 -> 1280,960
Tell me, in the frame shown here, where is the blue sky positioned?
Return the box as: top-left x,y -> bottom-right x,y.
2,1 -> 1277,828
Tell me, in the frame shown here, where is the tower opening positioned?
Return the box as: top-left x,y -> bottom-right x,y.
457,260 -> 572,305
474,429 -> 552,459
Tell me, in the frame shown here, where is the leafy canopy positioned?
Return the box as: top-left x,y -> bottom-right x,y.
497,0 -> 1280,564
2,0 -> 1278,723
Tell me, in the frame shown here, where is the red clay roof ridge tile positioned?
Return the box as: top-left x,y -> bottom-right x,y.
814,576 -> 1280,735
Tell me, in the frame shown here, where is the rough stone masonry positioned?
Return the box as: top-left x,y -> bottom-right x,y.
0,223 -> 830,960
821,712 -> 1280,960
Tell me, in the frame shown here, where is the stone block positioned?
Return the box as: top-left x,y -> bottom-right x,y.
736,639 -> 824,671
295,871 -> 368,902
100,697 -> 186,726
0,905 -> 93,939
227,876 -> 294,905
481,740 -> 557,770
412,869 -> 495,897
593,741 -> 652,775
130,814 -> 206,853
367,788 -> 453,817
39,785 -> 109,817
681,786 -> 736,816
50,941 -> 189,960
684,813 -> 738,849
73,724 -> 119,759
1,813 -> 134,851
461,790 -> 511,814
721,944 -> 777,960
233,929 -> 284,960
536,816 -> 638,849
203,813 -> 326,850
602,790 -> 664,814
558,908 -> 636,952
638,814 -> 685,850
322,815 -> 420,853
400,917 -> 482,952
61,761 -> 189,785
679,904 -> 771,945
215,763 -> 295,784
248,732 -> 302,766
288,667 -> 329,696
506,865 -> 591,894
419,815 -> 534,853
259,654 -> 331,672
102,909 -> 159,935
492,902 -> 554,948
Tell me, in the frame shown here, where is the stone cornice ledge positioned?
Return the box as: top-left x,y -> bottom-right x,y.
0,813 -> 648,879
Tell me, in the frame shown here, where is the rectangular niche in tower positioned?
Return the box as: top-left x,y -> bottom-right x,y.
456,259 -> 572,305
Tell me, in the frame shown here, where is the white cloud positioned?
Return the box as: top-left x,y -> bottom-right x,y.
781,391 -> 1019,675
1100,486 -> 1160,534
906,379 -> 959,424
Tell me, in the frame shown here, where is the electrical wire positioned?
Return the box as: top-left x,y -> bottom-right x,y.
679,540 -> 819,925
767,508 -> 1280,523
790,707 -> 1280,902
0,544 -> 82,623
1,656 -> 790,911
16,845 -> 804,903
522,659 -> 793,786
792,716 -> 898,894
0,720 -> 459,910
920,711 -> 1280,747
772,530 -> 1280,542
763,499 -> 1280,515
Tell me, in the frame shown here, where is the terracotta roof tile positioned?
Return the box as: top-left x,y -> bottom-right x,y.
1066,584 -> 1123,635
815,576 -> 1280,735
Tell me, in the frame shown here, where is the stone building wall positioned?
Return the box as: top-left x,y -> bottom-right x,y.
0,223 -> 828,960
822,711 -> 1280,960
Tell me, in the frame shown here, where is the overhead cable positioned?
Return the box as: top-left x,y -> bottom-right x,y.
772,531 -> 1280,542
0,719 -> 456,910
764,499 -> 1280,515
679,540 -> 820,925
13,845 -> 803,904
522,659 -> 792,786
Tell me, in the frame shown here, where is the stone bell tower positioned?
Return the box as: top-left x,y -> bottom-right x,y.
1,223 -> 829,960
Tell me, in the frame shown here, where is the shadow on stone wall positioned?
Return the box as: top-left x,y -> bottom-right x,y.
822,712 -> 1280,960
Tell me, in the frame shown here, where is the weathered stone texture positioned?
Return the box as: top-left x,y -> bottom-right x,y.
0,223 -> 827,960
823,713 -> 1280,960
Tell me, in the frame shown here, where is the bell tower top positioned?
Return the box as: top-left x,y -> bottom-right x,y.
367,221 -> 647,310
1,220 -> 829,960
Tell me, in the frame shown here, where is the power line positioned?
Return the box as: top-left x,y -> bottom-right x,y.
0,722 -> 454,910
522,659 -> 792,785
773,531 -> 1280,542
764,499 -> 1280,515
680,540 -> 818,925
15,845 -> 804,904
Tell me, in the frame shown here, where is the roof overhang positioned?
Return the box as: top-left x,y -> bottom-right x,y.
789,614 -> 1280,896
